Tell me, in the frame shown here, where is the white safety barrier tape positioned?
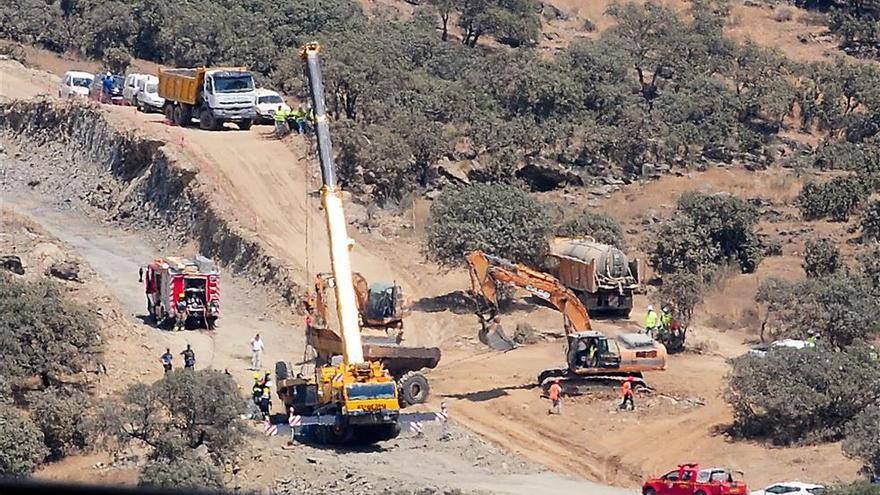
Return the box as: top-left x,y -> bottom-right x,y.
410,421 -> 423,434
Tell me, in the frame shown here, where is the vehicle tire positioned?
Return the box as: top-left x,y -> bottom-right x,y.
617,307 -> 632,318
695,491 -> 706,495
275,361 -> 290,382
172,106 -> 183,126
199,109 -> 215,130
643,488 -> 656,495
179,104 -> 193,127
238,119 -> 253,130
398,371 -> 430,406
164,104 -> 174,123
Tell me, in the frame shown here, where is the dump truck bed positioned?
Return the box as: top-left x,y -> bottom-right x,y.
158,67 -> 249,106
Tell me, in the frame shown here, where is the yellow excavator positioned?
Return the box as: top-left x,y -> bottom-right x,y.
466,251 -> 667,392
274,43 -> 436,444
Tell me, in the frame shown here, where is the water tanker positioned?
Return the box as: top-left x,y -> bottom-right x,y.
545,237 -> 643,317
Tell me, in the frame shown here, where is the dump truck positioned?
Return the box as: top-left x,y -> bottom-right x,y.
274,43 -> 437,444
158,67 -> 257,130
466,251 -> 666,393
546,237 -> 644,317
141,255 -> 220,329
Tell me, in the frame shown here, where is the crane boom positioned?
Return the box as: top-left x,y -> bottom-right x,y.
301,42 -> 363,365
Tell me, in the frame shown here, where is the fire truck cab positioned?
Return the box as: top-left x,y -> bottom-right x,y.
143,255 -> 220,329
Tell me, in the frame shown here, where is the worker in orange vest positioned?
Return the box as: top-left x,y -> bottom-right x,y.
620,376 -> 635,411
548,380 -> 563,415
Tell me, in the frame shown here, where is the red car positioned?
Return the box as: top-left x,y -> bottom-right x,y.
643,464 -> 748,495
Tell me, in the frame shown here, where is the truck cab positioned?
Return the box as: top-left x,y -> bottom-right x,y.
201,69 -> 257,127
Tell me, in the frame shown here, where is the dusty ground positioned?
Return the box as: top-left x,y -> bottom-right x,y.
0,27 -> 868,494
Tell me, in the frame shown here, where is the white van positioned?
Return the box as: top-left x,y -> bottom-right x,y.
123,73 -> 148,105
135,75 -> 164,113
58,71 -> 94,99
254,88 -> 290,124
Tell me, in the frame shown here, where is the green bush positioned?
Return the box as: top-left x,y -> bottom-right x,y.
798,176 -> 868,222
862,200 -> 880,242
29,388 -> 94,460
827,483 -> 880,495
755,274 -> 880,349
650,192 -> 763,275
138,458 -> 224,490
0,274 -> 102,383
100,370 -> 246,463
845,406 -> 880,476
658,271 -> 704,328
426,183 -> 550,266
728,345 -> 880,444
803,238 -> 841,277
555,211 -> 625,248
0,404 -> 48,477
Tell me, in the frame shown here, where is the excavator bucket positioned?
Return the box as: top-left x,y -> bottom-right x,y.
478,320 -> 517,351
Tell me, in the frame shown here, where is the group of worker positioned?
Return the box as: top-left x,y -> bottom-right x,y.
274,105 -> 314,138
547,375 -> 637,415
159,344 -> 196,373
643,304 -> 680,339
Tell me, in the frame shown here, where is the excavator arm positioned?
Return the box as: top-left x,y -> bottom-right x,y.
466,251 -> 592,349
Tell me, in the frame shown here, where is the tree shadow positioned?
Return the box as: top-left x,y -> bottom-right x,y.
413,290 -> 537,315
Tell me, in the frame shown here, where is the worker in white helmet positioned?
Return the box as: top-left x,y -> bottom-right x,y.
644,304 -> 658,338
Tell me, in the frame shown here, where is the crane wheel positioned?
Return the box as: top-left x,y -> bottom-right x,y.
398,371 -> 430,406
643,489 -> 656,495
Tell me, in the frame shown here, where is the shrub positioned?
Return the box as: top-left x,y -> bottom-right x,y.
798,176 -> 868,222
772,7 -> 793,23
859,247 -> 880,290
827,483 -> 880,495
0,274 -> 102,383
754,274 -> 880,348
862,200 -> 880,242
100,370 -> 247,463
728,345 -> 880,444
650,192 -> 763,275
658,271 -> 704,328
845,406 -> 880,475
555,210 -> 625,248
803,238 -> 841,277
426,183 -> 550,266
0,404 -> 48,477
29,388 -> 94,460
102,47 -> 131,74
139,458 -> 224,490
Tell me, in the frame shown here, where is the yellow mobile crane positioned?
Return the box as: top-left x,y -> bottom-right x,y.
276,43 -> 437,444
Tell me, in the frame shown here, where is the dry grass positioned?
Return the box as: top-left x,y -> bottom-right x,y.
773,7 -> 794,23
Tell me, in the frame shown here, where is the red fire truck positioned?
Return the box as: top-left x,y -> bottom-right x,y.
142,255 -> 220,329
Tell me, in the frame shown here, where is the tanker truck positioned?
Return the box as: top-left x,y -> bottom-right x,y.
158,67 -> 257,130
545,237 -> 643,317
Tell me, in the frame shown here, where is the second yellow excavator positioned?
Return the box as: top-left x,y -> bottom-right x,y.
466,251 -> 667,391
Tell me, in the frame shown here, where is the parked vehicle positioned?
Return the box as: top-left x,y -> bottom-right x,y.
58,71 -> 94,99
123,73 -> 148,105
643,464 -> 748,495
90,73 -> 125,104
135,75 -> 164,113
749,339 -> 814,358
750,482 -> 824,495
254,88 -> 289,124
142,255 -> 220,329
158,67 -> 257,130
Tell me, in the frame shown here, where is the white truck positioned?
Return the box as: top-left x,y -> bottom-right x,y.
158,67 -> 257,130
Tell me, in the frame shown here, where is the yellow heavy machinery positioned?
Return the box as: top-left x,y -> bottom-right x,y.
466,251 -> 667,392
304,272 -> 440,406
275,43 -> 432,443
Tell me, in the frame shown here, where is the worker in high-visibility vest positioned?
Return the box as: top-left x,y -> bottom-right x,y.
274,105 -> 288,138
620,377 -> 635,411
548,380 -> 562,415
644,305 -> 658,338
